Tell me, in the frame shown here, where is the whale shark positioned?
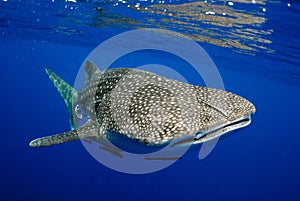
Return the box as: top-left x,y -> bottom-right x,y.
29,61 -> 255,155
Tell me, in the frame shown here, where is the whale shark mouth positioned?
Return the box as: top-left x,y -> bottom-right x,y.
171,115 -> 252,147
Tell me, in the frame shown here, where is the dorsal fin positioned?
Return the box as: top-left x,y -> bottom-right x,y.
84,61 -> 101,84
45,68 -> 78,129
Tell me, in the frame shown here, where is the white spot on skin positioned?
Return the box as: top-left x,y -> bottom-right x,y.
205,11 -> 215,15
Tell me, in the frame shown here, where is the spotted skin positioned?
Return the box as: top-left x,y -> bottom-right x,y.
29,61 -> 255,148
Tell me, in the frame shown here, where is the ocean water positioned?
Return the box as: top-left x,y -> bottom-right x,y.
1,0 -> 300,200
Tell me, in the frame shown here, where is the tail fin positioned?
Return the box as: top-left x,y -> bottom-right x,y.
45,68 -> 78,129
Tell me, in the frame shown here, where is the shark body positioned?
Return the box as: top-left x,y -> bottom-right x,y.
29,61 -> 255,152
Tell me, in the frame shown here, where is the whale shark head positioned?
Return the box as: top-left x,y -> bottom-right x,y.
29,61 -> 255,150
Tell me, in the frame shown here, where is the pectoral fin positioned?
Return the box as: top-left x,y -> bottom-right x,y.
29,129 -> 79,147
29,120 -> 98,147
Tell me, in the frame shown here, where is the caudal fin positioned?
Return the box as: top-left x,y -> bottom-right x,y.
45,68 -> 78,129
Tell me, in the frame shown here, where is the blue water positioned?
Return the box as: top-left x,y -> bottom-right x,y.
1,0 -> 300,200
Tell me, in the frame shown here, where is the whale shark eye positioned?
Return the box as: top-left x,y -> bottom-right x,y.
74,104 -> 83,120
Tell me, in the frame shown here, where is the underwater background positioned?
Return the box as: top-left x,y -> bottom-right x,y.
1,0 -> 300,200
